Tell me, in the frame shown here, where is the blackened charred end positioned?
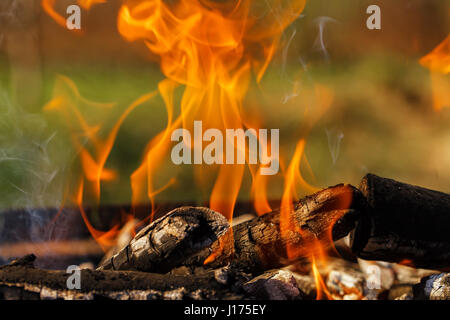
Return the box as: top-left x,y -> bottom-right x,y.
350,173 -> 450,268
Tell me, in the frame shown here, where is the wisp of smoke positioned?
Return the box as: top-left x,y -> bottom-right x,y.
0,89 -> 73,250
312,16 -> 338,62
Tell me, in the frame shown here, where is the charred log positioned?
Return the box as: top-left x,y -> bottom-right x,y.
0,255 -> 243,300
97,207 -> 229,273
351,174 -> 450,269
186,184 -> 366,272
98,184 -> 365,274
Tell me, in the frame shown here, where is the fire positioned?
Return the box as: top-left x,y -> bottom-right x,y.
279,85 -> 334,258
279,84 -> 338,299
42,0 -> 69,29
117,0 -> 306,223
311,255 -> 333,300
279,142 -> 331,299
44,75 -> 157,249
419,35 -> 450,111
251,166 -> 272,215
41,0 -> 349,283
78,0 -> 107,10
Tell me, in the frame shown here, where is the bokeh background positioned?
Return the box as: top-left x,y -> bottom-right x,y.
0,0 -> 449,214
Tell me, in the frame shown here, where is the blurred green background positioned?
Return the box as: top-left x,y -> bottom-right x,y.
0,0 -> 449,213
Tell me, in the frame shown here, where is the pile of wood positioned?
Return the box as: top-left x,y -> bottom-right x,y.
1,174 -> 449,300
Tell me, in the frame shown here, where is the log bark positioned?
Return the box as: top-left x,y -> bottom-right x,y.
413,273 -> 450,300
98,184 -> 365,274
0,255 -> 243,300
350,174 -> 450,269
185,184 -> 367,272
98,206 -> 229,272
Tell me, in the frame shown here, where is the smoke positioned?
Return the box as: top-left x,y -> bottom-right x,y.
0,89 -> 71,245
326,127 -> 344,165
312,16 -> 338,62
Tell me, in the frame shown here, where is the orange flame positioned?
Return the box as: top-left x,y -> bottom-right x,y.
278,84 -> 339,299
44,75 -> 157,203
419,35 -> 450,111
78,0 -> 107,10
311,254 -> 333,300
42,0 -> 351,279
280,139 -> 319,259
251,166 -> 272,215
118,0 -> 306,224
42,0 -> 68,29
76,179 -> 120,251
44,76 -> 157,249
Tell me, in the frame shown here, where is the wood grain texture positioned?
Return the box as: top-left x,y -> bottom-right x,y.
98,206 -> 229,272
187,184 -> 366,272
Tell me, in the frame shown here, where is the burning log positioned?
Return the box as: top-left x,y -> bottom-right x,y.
351,174 -> 450,269
98,184 -> 365,273
98,219 -> 138,268
0,255 -> 244,300
186,184 -> 367,272
98,206 -> 229,272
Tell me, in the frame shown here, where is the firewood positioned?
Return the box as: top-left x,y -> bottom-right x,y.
413,273 -> 450,300
186,184 -> 367,272
97,206 -> 229,272
243,269 -> 312,300
350,174 -> 450,269
98,219 -> 138,267
0,255 -> 243,300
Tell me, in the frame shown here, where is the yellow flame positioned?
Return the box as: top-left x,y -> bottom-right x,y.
118,0 -> 306,225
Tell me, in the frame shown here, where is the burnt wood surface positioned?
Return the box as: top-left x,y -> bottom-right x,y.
350,174 -> 450,269
185,184 -> 367,272
98,206 -> 229,272
0,255 -> 244,300
98,184 -> 365,273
